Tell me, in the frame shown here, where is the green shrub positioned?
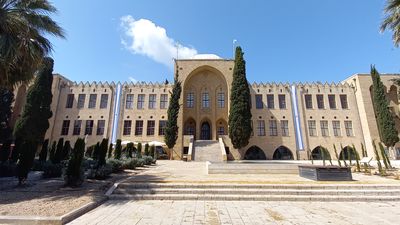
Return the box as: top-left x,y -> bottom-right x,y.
49,141 -> 56,163
62,141 -> 71,161
126,142 -> 134,158
143,156 -> 153,165
42,161 -> 63,178
98,138 -> 108,167
150,145 -> 155,158
87,164 -> 112,180
122,158 -> 137,170
92,142 -> 100,160
114,139 -> 122,160
106,158 -> 124,172
137,158 -> 145,167
53,138 -> 64,164
64,138 -> 85,187
83,157 -> 96,170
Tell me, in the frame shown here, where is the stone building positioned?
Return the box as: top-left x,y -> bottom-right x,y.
11,54 -> 400,160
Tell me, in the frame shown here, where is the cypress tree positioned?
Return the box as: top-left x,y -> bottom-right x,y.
114,139 -> 122,160
228,46 -> 252,149
39,139 -> 49,162
64,138 -> 85,187
49,141 -> 56,162
371,66 -> 399,153
53,138 -> 64,163
137,143 -> 142,159
150,145 -> 155,158
340,144 -> 348,167
13,58 -> 54,184
352,144 -> 361,172
164,62 -> 182,159
107,143 -> 113,158
98,138 -> 108,167
372,140 -> 385,175
62,141 -> 71,160
378,142 -> 391,169
144,143 -> 149,156
126,142 -> 133,158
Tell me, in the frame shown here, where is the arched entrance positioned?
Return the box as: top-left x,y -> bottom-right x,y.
184,118 -> 196,137
311,146 -> 331,160
244,146 -> 266,160
339,146 -> 357,160
200,122 -> 211,140
273,146 -> 294,160
216,119 -> 228,139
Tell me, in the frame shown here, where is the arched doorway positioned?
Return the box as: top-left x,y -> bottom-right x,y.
200,122 -> 211,140
273,146 -> 294,160
216,119 -> 228,139
244,146 -> 266,160
339,146 -> 357,160
184,118 -> 196,138
311,146 -> 331,160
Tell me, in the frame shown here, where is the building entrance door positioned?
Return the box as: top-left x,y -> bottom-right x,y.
200,122 -> 211,140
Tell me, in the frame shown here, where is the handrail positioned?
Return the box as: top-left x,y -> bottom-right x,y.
187,136 -> 194,161
219,138 -> 227,161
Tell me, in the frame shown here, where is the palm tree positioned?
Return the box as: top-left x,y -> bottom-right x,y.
381,0 -> 400,47
0,0 -> 65,89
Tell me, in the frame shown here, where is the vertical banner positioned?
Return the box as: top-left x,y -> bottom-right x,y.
111,83 -> 122,144
291,85 -> 304,151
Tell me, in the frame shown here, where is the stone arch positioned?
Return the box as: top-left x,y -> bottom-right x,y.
216,118 -> 228,138
311,146 -> 331,160
273,146 -> 294,160
339,146 -> 357,160
184,117 -> 196,137
243,146 -> 267,160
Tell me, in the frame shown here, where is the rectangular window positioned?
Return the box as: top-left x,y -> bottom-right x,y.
267,94 -> 274,109
149,94 -> 156,109
281,120 -> 289,136
100,94 -> 108,109
125,94 -> 134,109
73,120 -> 82,135
278,94 -> 286,109
269,120 -> 278,136
96,120 -> 105,135
89,94 -> 97,109
123,120 -> 132,136
61,120 -> 70,135
305,94 -> 313,109
320,120 -> 329,137
84,120 -> 94,135
187,92 -> 194,108
340,94 -> 348,109
217,126 -> 225,135
147,120 -> 155,136
160,94 -> 168,109
308,120 -> 317,136
217,92 -> 225,108
344,121 -> 353,136
135,120 -> 143,136
316,94 -> 324,109
257,120 -> 265,136
332,120 -> 341,136
137,94 -> 145,109
77,94 -> 85,109
159,120 -> 167,135
66,94 -> 74,108
202,92 -> 210,108
255,94 -> 263,109
328,94 -> 336,109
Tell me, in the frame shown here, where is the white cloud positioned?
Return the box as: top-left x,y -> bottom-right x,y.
120,15 -> 197,67
128,76 -> 137,83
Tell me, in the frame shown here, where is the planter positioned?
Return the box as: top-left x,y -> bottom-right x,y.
298,165 -> 352,181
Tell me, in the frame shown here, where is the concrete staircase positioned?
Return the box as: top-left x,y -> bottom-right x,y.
193,140 -> 222,162
110,182 -> 400,202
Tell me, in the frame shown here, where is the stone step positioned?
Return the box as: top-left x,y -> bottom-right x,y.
109,193 -> 400,202
114,188 -> 400,196
117,182 -> 400,190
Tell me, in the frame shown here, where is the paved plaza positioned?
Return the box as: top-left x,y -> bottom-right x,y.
68,200 -> 400,225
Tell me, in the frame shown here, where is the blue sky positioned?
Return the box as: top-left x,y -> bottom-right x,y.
49,0 -> 399,83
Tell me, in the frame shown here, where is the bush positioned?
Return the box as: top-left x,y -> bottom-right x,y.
122,159 -> 135,170
0,161 -> 16,177
32,159 -> 44,171
136,158 -> 145,167
107,158 -> 124,173
114,139 -> 122,160
87,164 -> 112,180
64,138 -> 85,187
82,157 -> 97,170
143,156 -> 153,165
42,161 -> 63,178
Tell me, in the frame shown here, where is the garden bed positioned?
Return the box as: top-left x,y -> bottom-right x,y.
298,165 -> 352,181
